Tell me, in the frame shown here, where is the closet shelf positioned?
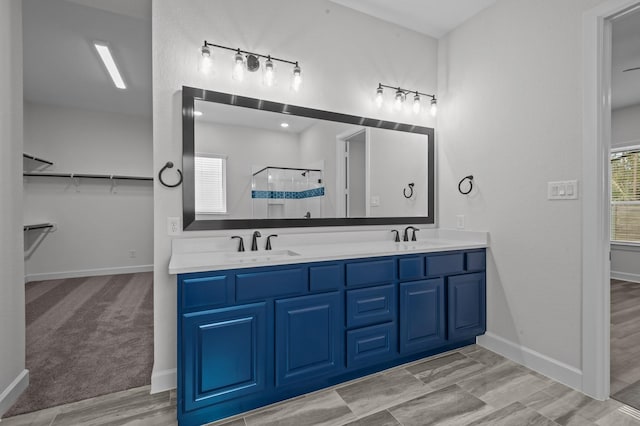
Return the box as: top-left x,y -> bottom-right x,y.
23,172 -> 153,181
24,223 -> 55,231
23,153 -> 54,166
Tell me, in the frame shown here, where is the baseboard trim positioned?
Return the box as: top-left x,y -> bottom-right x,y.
611,271 -> 640,283
477,332 -> 583,391
0,369 -> 29,418
24,265 -> 154,282
151,368 -> 176,394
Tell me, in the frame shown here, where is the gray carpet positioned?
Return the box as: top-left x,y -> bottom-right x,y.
6,272 -> 153,416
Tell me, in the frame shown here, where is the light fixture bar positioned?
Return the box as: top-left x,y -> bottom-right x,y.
378,83 -> 435,101
94,42 -> 126,89
203,41 -> 298,66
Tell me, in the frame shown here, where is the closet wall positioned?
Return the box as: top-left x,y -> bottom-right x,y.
23,102 -> 153,281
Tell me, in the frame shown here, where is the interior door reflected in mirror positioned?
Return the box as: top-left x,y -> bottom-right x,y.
183,87 -> 434,230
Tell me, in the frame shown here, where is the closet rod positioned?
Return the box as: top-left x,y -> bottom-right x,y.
23,153 -> 54,165
23,223 -> 54,231
23,172 -> 153,181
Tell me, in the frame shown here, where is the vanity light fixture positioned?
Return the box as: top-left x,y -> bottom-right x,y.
199,41 -> 301,90
94,42 -> 126,89
375,83 -> 437,116
375,84 -> 384,108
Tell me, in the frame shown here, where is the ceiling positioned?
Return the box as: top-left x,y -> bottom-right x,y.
22,0 -> 639,117
22,0 -> 151,117
612,9 -> 640,110
195,100 -> 317,135
329,0 -> 498,38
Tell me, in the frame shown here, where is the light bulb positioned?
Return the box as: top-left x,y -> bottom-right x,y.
394,89 -> 404,110
264,57 -> 275,87
430,98 -> 437,117
292,62 -> 302,92
199,44 -> 212,74
232,49 -> 244,81
413,92 -> 421,114
375,85 -> 384,108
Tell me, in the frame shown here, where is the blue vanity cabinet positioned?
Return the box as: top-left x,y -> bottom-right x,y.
399,278 -> 446,354
181,303 -> 268,413
177,248 -> 486,426
447,272 -> 486,341
275,292 -> 343,387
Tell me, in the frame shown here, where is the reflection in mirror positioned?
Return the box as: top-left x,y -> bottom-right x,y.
183,87 -> 434,230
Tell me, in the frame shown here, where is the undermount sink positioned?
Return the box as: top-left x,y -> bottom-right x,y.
396,241 -> 440,251
224,249 -> 301,263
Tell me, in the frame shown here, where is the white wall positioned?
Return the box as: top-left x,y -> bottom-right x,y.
0,0 -> 28,416
438,0 -> 604,386
152,0 -> 437,391
612,104 -> 640,148
611,103 -> 640,281
23,102 -> 153,281
369,128 -> 428,217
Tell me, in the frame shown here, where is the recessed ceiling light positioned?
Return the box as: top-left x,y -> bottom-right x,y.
280,122 -> 289,128
94,42 -> 126,90
194,111 -> 203,117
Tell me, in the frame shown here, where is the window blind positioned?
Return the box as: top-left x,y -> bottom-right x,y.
611,149 -> 640,242
194,154 -> 227,214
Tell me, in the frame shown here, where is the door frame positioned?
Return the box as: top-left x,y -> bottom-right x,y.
335,127 -> 370,218
582,0 -> 640,399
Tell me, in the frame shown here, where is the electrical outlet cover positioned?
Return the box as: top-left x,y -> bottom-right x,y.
168,217 -> 180,235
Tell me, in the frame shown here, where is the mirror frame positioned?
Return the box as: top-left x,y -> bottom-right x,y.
182,86 -> 435,231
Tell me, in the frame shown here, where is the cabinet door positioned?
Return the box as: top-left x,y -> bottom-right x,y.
275,292 -> 342,387
399,279 -> 445,354
448,273 -> 486,341
181,303 -> 267,412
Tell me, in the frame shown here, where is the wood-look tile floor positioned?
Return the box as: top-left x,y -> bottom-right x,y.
4,345 -> 640,426
611,279 -> 640,408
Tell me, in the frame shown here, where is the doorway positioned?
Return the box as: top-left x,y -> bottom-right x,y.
582,0 -> 640,402
336,128 -> 370,218
608,6 -> 640,409
9,0 -> 154,417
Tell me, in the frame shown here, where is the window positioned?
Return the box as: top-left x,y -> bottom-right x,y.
195,153 -> 227,214
611,148 -> 640,243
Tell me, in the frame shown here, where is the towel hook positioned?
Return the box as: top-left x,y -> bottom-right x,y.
403,182 -> 415,199
159,161 -> 183,188
458,175 -> 474,195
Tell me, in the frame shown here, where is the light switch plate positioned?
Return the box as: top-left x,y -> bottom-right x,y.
548,180 -> 578,200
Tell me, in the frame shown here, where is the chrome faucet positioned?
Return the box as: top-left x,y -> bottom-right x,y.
251,231 -> 262,251
403,226 -> 419,242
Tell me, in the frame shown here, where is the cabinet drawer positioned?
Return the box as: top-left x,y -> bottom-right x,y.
466,251 -> 486,272
346,284 -> 395,328
181,274 -> 232,311
425,253 -> 464,277
346,322 -> 397,369
310,263 -> 344,292
398,256 -> 424,280
346,259 -> 394,287
236,268 -> 307,302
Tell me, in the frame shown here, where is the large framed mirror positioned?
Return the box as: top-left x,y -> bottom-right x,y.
182,86 -> 435,230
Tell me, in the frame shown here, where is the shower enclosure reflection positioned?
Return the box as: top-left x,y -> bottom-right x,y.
252,167 -> 324,219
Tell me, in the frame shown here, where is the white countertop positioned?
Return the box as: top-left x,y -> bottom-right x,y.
168,228 -> 489,275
